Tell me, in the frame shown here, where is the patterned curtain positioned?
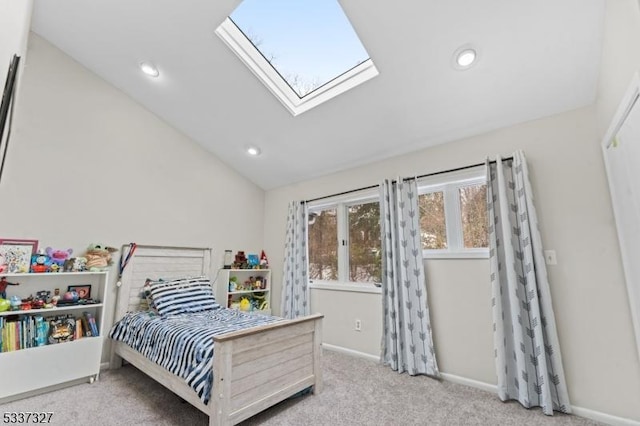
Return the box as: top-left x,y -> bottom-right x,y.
380,178 -> 440,377
281,201 -> 310,319
487,151 -> 571,415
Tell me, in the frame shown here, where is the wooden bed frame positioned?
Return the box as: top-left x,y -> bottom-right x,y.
109,246 -> 323,426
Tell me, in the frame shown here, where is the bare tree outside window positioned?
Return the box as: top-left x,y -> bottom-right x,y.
348,202 -> 381,283
459,184 -> 488,248
418,191 -> 448,249
308,209 -> 338,280
308,201 -> 381,284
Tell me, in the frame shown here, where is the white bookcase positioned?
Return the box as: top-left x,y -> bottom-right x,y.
217,269 -> 271,315
0,271 -> 108,403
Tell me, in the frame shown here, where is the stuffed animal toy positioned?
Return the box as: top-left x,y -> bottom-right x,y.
62,257 -> 87,272
31,249 -> 52,273
45,247 -> 73,267
84,244 -> 118,271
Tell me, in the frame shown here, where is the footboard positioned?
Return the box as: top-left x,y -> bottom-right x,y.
210,313 -> 323,426
109,246 -> 323,426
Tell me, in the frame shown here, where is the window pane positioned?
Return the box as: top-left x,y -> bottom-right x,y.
308,209 -> 338,280
459,184 -> 488,248
418,192 -> 448,249
348,202 -> 381,283
230,0 -> 370,97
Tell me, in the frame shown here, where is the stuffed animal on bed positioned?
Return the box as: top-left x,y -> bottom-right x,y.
84,244 -> 118,271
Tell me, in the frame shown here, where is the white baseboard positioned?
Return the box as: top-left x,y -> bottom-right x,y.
571,406 -> 640,426
323,344 -> 640,426
322,343 -> 379,362
439,372 -> 498,394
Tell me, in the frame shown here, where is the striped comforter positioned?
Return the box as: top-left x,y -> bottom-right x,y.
109,308 -> 281,404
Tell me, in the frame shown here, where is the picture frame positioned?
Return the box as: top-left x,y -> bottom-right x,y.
0,238 -> 38,273
67,284 -> 91,300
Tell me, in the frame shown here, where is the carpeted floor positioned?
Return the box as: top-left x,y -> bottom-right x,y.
1,350 -> 603,426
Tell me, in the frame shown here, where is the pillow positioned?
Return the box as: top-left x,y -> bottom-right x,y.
140,278 -> 158,313
147,276 -> 220,316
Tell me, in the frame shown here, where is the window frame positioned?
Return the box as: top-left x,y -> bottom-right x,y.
215,17 -> 379,117
307,191 -> 382,294
418,167 -> 489,259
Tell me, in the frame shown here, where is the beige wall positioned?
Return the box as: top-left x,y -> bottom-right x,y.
0,34 -> 266,358
265,105 -> 640,420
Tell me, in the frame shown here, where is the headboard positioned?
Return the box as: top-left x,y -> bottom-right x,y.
114,245 -> 212,321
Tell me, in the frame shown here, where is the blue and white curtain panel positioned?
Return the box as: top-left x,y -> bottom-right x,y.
380,178 -> 440,377
486,151 -> 571,415
281,201 -> 310,319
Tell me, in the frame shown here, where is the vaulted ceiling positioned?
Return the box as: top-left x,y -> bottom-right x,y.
31,0 -> 604,189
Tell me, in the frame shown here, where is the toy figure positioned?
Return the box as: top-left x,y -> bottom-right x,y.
247,254 -> 259,268
0,277 -> 19,299
51,288 -> 61,306
73,257 -> 87,272
84,244 -> 118,271
63,258 -> 74,272
0,298 -> 10,312
9,295 -> 21,311
228,276 -> 238,292
239,297 -> 251,311
31,249 -> 52,273
33,290 -> 50,309
45,247 -> 73,267
259,250 -> 269,269
232,251 -> 248,269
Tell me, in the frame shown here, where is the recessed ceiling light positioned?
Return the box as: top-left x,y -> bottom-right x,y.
246,146 -> 261,156
457,49 -> 476,67
140,61 -> 159,77
452,45 -> 479,70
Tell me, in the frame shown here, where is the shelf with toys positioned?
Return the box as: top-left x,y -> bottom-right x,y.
0,270 -> 108,402
0,240 -> 117,403
217,250 -> 271,315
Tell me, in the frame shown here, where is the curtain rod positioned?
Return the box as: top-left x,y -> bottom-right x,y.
303,156 -> 514,204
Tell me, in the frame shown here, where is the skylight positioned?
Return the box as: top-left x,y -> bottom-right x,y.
216,0 -> 379,116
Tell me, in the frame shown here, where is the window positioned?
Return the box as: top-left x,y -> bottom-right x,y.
418,168 -> 489,258
308,194 -> 381,289
215,0 -> 379,116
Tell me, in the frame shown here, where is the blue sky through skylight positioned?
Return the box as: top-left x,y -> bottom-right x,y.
230,0 -> 370,97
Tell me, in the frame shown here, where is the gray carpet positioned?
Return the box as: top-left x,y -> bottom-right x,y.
1,350 -> 603,426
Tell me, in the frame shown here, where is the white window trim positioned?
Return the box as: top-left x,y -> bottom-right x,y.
215,18 -> 379,116
418,166 -> 489,259
309,281 -> 382,294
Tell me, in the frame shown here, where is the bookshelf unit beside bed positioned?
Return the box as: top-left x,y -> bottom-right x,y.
0,271 -> 108,403
217,269 -> 271,315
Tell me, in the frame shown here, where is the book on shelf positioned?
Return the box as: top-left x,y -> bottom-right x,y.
0,311 -> 100,351
74,318 -> 83,340
83,311 -> 99,337
47,314 -> 75,344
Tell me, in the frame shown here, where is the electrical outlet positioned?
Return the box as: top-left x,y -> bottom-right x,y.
544,250 -> 557,265
355,319 -> 362,331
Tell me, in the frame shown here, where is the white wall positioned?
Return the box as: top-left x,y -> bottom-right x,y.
0,34 -> 266,359
264,106 -> 640,420
597,0 -> 640,138
0,0 -> 32,74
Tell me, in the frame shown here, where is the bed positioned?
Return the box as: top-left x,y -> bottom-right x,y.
108,246 -> 323,426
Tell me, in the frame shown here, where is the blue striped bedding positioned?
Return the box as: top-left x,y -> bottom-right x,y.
109,308 -> 282,404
